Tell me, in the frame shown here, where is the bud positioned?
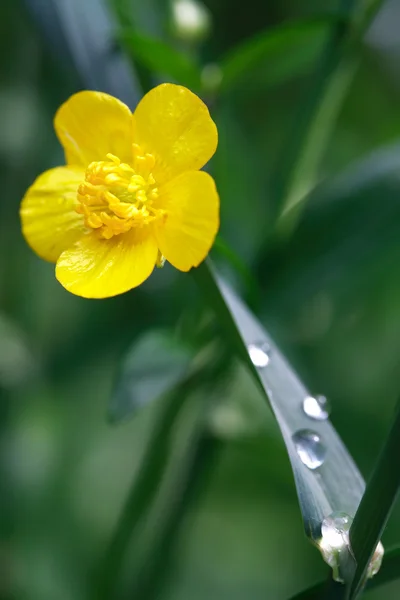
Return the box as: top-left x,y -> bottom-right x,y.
170,0 -> 211,43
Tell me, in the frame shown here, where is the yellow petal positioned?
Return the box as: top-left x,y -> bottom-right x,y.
54,91 -> 132,166
56,229 -> 158,298
154,171 -> 219,271
20,166 -> 86,263
132,83 -> 218,184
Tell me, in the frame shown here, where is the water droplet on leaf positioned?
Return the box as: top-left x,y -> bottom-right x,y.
292,429 -> 326,469
367,541 -> 384,578
303,395 -> 330,420
247,342 -> 270,368
321,512 -> 352,548
318,512 -> 384,583
319,512 -> 354,583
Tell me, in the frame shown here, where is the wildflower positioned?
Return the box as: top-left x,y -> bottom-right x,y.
20,84 -> 219,298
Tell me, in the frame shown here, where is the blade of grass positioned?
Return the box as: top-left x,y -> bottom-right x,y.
194,260 -> 365,580
92,375 -> 196,599
288,546 -> 400,600
129,422 -> 221,599
93,350 -> 224,600
219,16 -> 340,93
349,398 -> 400,599
258,0 -> 384,234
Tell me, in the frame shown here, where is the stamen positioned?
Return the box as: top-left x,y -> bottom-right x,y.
76,152 -> 163,239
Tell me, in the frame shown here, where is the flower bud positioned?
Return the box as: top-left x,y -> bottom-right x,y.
170,0 -> 211,43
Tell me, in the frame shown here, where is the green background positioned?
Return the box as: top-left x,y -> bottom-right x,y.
0,0 -> 399,598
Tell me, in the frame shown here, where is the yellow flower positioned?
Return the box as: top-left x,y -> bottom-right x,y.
20,84 -> 219,298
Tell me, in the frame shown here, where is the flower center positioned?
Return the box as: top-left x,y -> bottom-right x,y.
76,146 -> 164,239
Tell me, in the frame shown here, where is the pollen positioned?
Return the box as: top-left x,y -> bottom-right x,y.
76,147 -> 165,239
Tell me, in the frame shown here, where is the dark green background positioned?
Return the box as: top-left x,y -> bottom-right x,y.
0,0 -> 399,598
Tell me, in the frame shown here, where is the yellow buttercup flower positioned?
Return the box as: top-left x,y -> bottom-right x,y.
20,83 -> 219,298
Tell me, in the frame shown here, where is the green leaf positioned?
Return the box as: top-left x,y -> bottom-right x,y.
287,546 -> 400,600
119,30 -> 202,91
95,350 -> 226,600
194,261 -> 365,583
256,144 -> 400,593
349,399 -> 400,598
109,330 -> 193,423
249,1 -> 384,235
219,17 -> 336,93
261,143 -> 400,324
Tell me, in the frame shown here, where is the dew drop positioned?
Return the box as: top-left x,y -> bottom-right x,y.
367,541 -> 384,578
319,512 -> 384,583
292,429 -> 326,469
319,512 -> 353,582
302,395 -> 330,421
248,342 -> 270,368
321,512 -> 352,549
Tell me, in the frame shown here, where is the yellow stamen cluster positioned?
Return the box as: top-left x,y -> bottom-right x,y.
76,146 -> 164,239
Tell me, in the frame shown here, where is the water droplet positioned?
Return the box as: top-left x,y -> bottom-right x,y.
303,395 -> 330,420
248,342 -> 270,368
367,541 -> 384,578
292,429 -> 326,469
319,512 -> 354,583
318,513 -> 384,583
321,512 -> 352,548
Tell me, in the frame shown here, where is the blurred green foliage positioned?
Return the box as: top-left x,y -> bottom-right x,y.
1,0 -> 400,599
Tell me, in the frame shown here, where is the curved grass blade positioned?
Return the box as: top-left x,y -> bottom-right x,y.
219,17 -> 339,93
257,143 -> 400,344
194,260 -> 366,583
253,0 -> 385,241
349,399 -> 400,598
127,405 -> 220,600
288,546 -> 400,600
94,346 -> 225,599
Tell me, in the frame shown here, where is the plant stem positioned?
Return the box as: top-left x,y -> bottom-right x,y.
92,372 -> 201,599
349,398 -> 400,599
93,350 -> 226,599
131,432 -> 221,599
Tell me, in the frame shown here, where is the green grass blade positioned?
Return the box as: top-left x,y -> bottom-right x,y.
93,352 -> 223,599
219,17 -> 336,93
194,261 -> 365,581
349,399 -> 400,598
93,379 -> 194,599
288,546 -> 400,600
255,0 -> 384,237
129,419 -> 220,599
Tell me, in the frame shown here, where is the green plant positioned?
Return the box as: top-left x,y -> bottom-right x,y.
9,0 -> 400,598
